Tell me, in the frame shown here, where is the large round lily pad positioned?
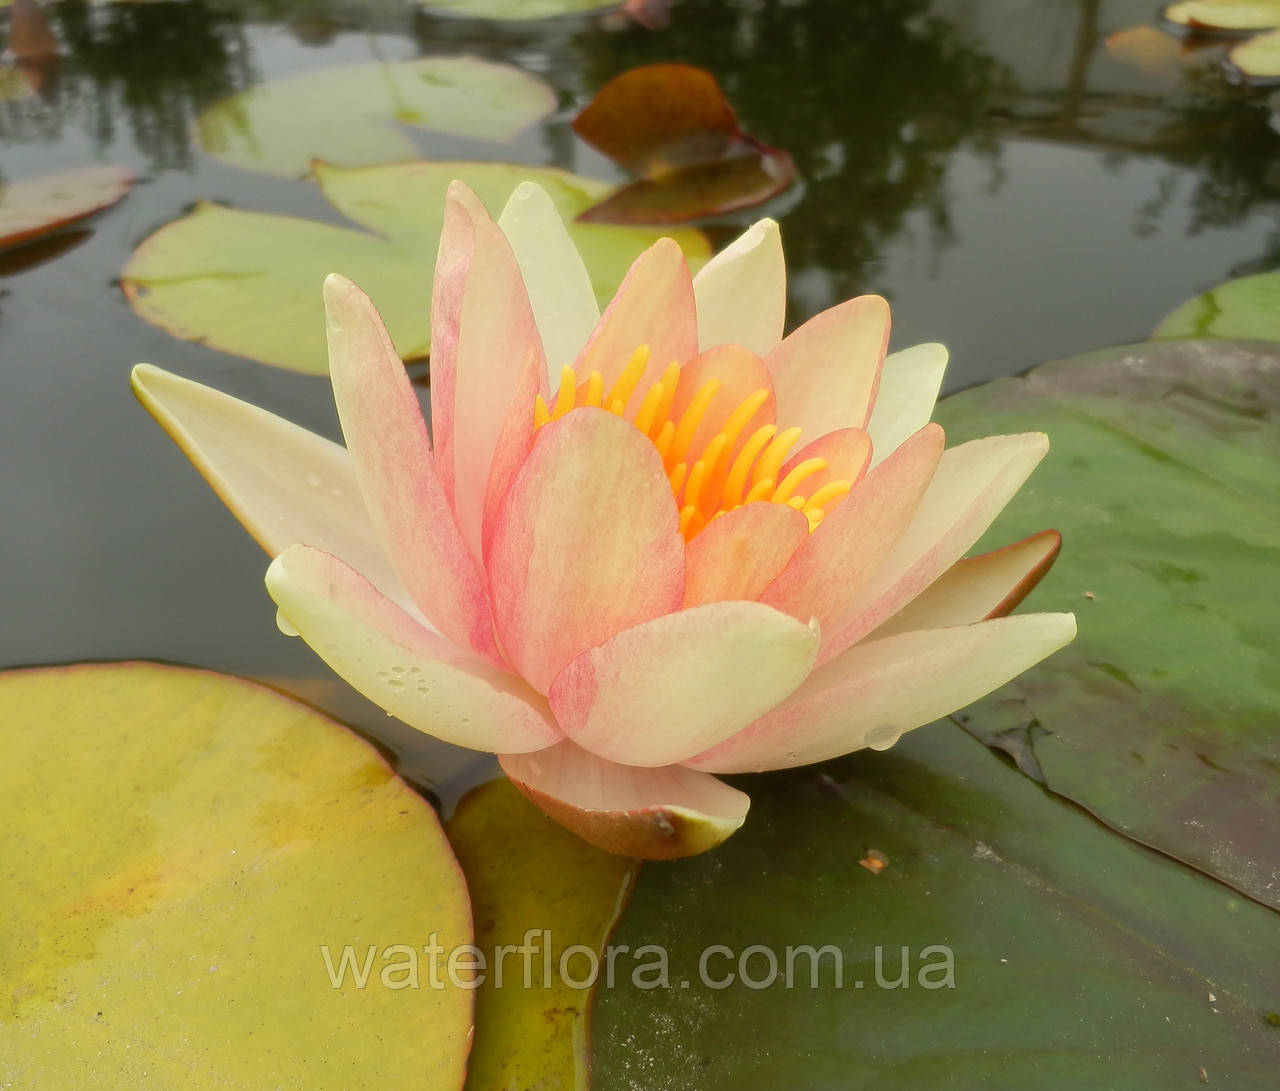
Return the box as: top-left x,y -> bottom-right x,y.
121,160 -> 710,374
195,57 -> 556,178
932,338 -> 1280,910
1153,270 -> 1280,340
0,165 -> 132,252
0,662 -> 473,1089
591,725 -> 1280,1087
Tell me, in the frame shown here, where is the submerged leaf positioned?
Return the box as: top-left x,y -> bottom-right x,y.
0,165 -> 133,253
0,662 -> 473,1088
121,160 -> 710,374
195,57 -> 556,178
447,779 -> 637,1089
572,64 -> 795,221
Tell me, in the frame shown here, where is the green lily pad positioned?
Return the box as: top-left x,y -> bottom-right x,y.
0,662 -> 473,1089
419,0 -> 620,20
121,160 -> 711,374
0,165 -> 133,252
592,725 -> 1280,1087
1153,270 -> 1280,340
194,58 -> 556,178
447,778 -> 638,1090
932,338 -> 1280,909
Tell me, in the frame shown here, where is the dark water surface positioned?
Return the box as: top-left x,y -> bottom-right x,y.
2,0 -> 1277,792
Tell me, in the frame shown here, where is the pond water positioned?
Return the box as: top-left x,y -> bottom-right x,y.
2,0 -> 1277,797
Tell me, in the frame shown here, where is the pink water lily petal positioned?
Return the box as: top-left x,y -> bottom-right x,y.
667,342 -> 776,468
821,432 -> 1050,660
500,741 -> 749,859
687,612 -> 1077,773
763,294 -> 890,438
323,274 -> 502,665
872,528 -> 1062,638
266,545 -> 562,754
498,181 -> 601,383
427,189 -> 474,505
866,342 -> 948,467
777,427 -> 873,497
759,424 -> 944,648
131,364 -> 419,616
571,237 -> 698,409
487,408 -> 685,694
548,601 -> 819,767
682,502 -> 808,607
691,218 -> 785,356
443,184 -> 548,562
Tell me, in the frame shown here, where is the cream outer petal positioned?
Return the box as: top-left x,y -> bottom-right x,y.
266,545 -> 561,754
500,741 -> 750,859
691,218 -> 786,357
498,181 -> 601,384
871,528 -> 1062,638
686,613 -> 1078,773
130,364 -> 411,617
866,342 -> 949,467
547,601 -> 820,767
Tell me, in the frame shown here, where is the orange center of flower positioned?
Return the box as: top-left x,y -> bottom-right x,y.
533,346 -> 853,541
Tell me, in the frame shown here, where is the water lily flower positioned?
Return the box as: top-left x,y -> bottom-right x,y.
132,181 -> 1075,860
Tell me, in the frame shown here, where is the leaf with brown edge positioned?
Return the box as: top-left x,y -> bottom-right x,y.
0,165 -> 132,253
571,64 -> 795,222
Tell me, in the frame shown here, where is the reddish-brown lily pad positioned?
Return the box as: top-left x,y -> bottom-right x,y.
571,64 -> 795,222
0,165 -> 133,252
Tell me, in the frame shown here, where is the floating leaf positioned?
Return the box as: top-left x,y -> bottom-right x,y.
420,0 -> 621,18
0,165 -> 133,252
572,64 -> 795,222
448,779 -> 637,1089
933,339 -> 1280,909
1163,0 -> 1280,32
122,160 -> 710,374
0,662 -> 472,1088
592,725 -> 1280,1086
6,0 -> 58,61
1229,26 -> 1280,77
1152,269 -> 1280,340
1104,26 -> 1191,80
195,57 -> 556,178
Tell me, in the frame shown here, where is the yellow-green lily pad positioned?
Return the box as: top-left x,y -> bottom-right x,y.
121,160 -> 711,374
0,662 -> 473,1089
1229,26 -> 1280,77
447,778 -> 638,1090
194,57 -> 556,178
1152,269 -> 1280,340
1163,0 -> 1280,32
420,0 -> 621,21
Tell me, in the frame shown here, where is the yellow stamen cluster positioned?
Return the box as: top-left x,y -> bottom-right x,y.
534,345 -> 853,541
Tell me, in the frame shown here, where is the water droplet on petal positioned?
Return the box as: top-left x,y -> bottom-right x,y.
304,472 -> 322,487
